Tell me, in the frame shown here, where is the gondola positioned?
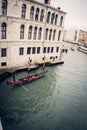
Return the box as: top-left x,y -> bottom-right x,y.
7,70 -> 48,86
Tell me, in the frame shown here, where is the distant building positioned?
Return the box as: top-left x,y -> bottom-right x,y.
0,0 -> 66,74
78,30 -> 87,47
63,29 -> 87,47
63,29 -> 79,43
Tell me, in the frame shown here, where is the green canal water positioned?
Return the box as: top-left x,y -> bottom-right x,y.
0,44 -> 87,130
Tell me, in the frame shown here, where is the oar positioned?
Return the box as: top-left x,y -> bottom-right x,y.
19,82 -> 29,92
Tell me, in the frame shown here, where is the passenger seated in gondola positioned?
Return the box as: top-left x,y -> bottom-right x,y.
35,74 -> 40,78
29,77 -> 32,80
32,76 -> 35,79
24,76 -> 28,81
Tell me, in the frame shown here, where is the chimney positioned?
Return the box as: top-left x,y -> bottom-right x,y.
48,0 -> 51,4
58,7 -> 61,10
45,0 -> 51,5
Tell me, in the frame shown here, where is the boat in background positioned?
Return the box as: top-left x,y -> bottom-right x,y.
7,70 -> 48,86
70,47 -> 75,51
77,46 -> 87,54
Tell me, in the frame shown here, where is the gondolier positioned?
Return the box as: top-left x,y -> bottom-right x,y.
12,72 -> 16,83
28,57 -> 32,73
43,62 -> 45,70
42,55 -> 46,71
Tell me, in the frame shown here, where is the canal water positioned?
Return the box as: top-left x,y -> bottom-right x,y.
0,43 -> 87,130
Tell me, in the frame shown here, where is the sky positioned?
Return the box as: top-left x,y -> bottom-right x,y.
51,0 -> 87,31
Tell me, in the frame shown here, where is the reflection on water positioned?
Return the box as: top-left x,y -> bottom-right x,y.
0,44 -> 87,130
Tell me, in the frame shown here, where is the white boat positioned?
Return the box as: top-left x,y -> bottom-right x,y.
0,118 -> 3,130
77,46 -> 87,54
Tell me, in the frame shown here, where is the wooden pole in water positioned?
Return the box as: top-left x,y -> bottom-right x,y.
19,82 -> 29,92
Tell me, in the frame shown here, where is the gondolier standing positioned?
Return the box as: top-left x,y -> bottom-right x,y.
28,57 -> 30,73
12,72 -> 16,83
43,62 -> 45,71
42,55 -> 46,71
28,57 -> 32,73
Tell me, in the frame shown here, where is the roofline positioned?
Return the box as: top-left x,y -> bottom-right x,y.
25,0 -> 67,14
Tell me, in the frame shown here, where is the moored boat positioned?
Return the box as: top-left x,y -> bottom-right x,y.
7,70 -> 48,86
70,47 -> 75,51
77,46 -> 87,54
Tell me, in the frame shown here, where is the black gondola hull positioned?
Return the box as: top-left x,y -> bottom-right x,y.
7,70 -> 48,86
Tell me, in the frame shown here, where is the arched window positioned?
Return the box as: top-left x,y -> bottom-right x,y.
21,4 -> 26,18
43,47 -> 46,53
47,12 -> 51,23
2,0 -> 7,16
51,13 -> 55,24
30,6 -> 34,20
37,47 -> 40,54
1,48 -> 6,57
38,27 -> 42,40
33,26 -> 37,40
58,30 -> 61,41
53,30 -> 56,41
49,29 -> 52,40
45,28 -> 48,40
28,26 -> 32,39
60,16 -> 63,26
20,25 -> 24,39
74,31 -> 77,41
55,14 -> 58,25
40,9 -> 45,22
1,22 -> 7,39
35,8 -> 39,21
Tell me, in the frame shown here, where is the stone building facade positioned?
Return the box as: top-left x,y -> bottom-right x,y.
78,30 -> 87,47
0,0 -> 66,73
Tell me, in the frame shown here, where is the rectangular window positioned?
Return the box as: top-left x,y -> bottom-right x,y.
51,47 -> 54,53
56,47 -> 59,52
45,0 -> 48,4
32,47 -> 36,54
37,47 -> 40,54
43,47 -> 46,53
47,47 -> 50,53
27,47 -> 31,54
1,62 -> 6,66
1,48 -> 6,57
19,47 -> 24,55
